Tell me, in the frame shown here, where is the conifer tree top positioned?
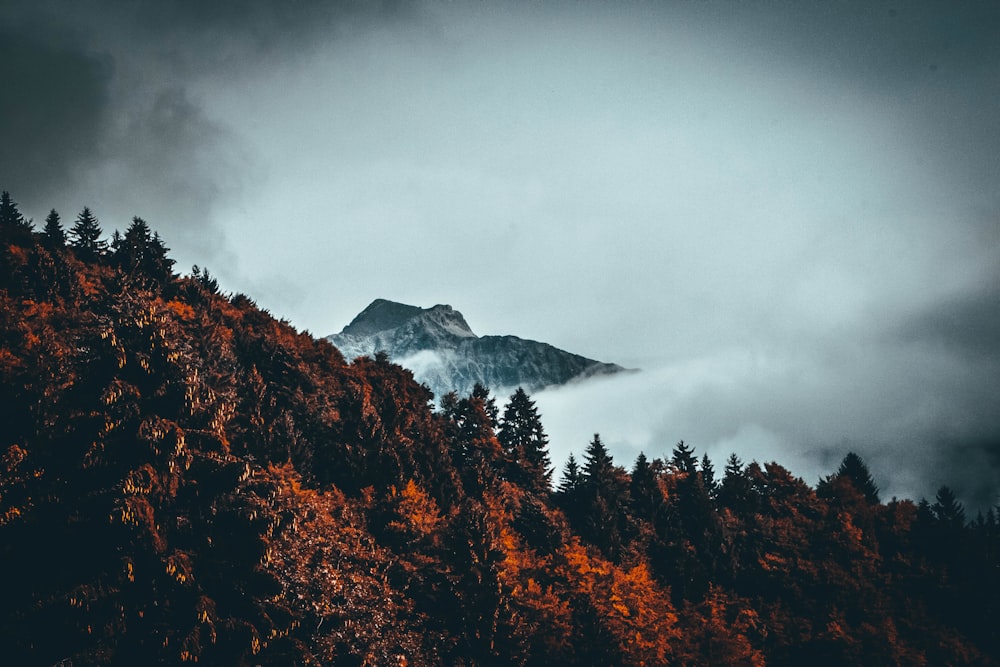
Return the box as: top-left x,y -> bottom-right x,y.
835,452 -> 880,504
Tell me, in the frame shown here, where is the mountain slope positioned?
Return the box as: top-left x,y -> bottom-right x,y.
328,298 -> 628,397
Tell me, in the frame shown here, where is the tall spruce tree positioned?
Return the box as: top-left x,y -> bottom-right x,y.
555,452 -> 584,528
191,265 -> 220,294
0,190 -> 32,232
583,433 -> 615,484
556,453 -> 581,497
117,215 -> 153,271
70,206 -> 106,260
149,232 -> 175,279
723,453 -> 743,477
630,452 -> 660,521
666,447 -> 721,601
718,453 -> 753,511
42,209 -> 66,246
114,216 -> 172,281
445,390 -> 503,495
933,485 -> 966,529
700,453 -> 716,497
671,440 -> 697,474
497,387 -> 552,495
580,434 -> 630,558
472,382 -> 499,429
833,451 -> 880,504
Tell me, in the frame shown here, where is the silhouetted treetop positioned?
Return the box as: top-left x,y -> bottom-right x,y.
0,190 -> 31,230
826,451 -> 880,504
69,205 -> 105,259
671,440 -> 697,474
556,452 -> 581,497
42,209 -> 65,246
583,433 -> 614,482
933,485 -> 967,529
498,387 -> 552,495
191,264 -> 220,294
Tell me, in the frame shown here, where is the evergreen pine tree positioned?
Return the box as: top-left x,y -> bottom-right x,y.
115,216 -> 173,281
0,190 -> 31,230
667,450 -> 721,602
556,453 -> 581,496
192,265 -> 220,294
446,391 -> 503,494
700,453 -> 716,497
70,206 -> 106,260
630,452 -> 660,521
718,453 -> 754,512
555,453 -> 584,529
580,434 -> 630,558
472,382 -> 499,429
150,232 -> 174,277
915,497 -> 935,529
723,453 -> 743,478
42,209 -> 66,246
497,387 -> 552,495
118,216 -> 153,270
932,485 -> 966,529
583,433 -> 615,483
0,191 -> 17,227
671,440 -> 697,474
833,451 -> 880,504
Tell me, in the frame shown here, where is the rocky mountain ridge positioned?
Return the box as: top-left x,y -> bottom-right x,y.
328,299 -> 627,397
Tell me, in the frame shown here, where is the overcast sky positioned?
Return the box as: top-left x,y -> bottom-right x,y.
2,1 -> 998,510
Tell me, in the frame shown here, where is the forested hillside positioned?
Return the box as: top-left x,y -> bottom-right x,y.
1,192 -> 998,665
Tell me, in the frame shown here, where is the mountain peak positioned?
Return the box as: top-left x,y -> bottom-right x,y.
340,299 -> 475,339
327,299 -> 626,397
341,299 -> 425,337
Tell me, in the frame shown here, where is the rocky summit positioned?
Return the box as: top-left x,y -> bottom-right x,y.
327,299 -> 628,398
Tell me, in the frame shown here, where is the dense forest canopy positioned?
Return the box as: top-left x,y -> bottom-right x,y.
1,192 -> 998,665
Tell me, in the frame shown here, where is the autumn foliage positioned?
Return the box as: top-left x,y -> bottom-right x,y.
1,196 -> 998,665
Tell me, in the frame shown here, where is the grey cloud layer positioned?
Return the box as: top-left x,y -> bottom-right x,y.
0,0 -> 410,251
0,25 -> 112,204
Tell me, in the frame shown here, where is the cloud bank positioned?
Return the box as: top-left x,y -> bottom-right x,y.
535,323 -> 1000,512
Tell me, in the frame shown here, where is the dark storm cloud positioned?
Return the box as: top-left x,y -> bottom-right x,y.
2,0 -> 409,57
896,278 -> 1000,360
88,85 -> 237,251
0,24 -> 113,203
119,0 -> 409,40
688,0 -> 1000,205
879,275 -> 1000,510
693,0 -> 1000,86
0,2 -> 221,230
756,2 -> 1000,196
0,0 -> 411,249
